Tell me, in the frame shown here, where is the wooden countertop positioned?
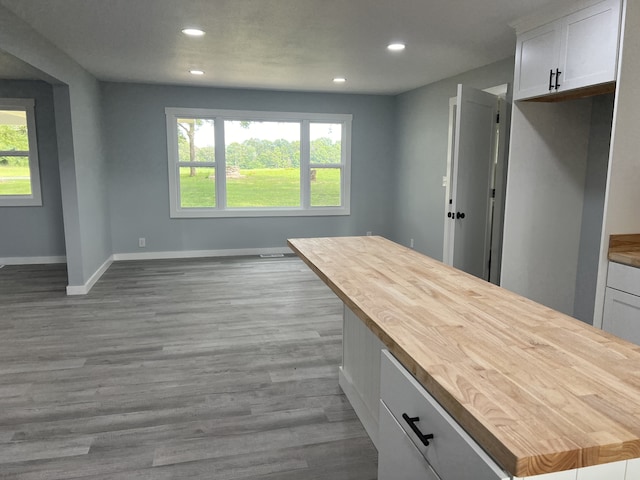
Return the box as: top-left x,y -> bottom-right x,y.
288,236 -> 640,477
609,234 -> 640,268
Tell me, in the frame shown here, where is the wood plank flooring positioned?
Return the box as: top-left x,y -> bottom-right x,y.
0,257 -> 377,479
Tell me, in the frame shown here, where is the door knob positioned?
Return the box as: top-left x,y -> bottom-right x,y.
447,212 -> 452,218
456,212 -> 465,219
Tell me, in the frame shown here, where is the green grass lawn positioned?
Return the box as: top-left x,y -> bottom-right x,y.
180,167 -> 341,208
0,164 -> 32,195
1,164 -> 341,207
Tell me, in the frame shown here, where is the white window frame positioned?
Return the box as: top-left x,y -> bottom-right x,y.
165,107 -> 352,218
0,98 -> 42,207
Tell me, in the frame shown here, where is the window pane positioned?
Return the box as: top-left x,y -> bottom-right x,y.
0,156 -> 32,195
225,120 -> 301,208
310,168 -> 341,207
0,110 -> 29,152
179,166 -> 215,207
310,123 -> 342,165
176,118 -> 215,163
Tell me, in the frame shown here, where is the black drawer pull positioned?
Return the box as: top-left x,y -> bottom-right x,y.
402,413 -> 434,446
548,69 -> 555,91
555,68 -> 562,90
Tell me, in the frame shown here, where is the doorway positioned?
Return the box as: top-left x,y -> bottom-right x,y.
443,84 -> 510,284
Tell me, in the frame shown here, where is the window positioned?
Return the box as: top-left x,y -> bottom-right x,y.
0,99 -> 41,206
166,108 -> 351,217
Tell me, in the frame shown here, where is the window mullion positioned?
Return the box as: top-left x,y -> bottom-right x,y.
300,120 -> 310,209
214,117 -> 226,209
0,151 -> 30,156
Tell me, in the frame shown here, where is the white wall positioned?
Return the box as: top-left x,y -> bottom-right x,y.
593,0 -> 640,327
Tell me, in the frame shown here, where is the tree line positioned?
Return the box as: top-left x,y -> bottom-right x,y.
178,136 -> 341,169
0,125 -> 29,166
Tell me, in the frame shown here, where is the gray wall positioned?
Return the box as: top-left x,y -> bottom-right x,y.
101,83 -> 396,253
0,80 -> 65,258
393,57 -> 515,259
0,4 -> 112,287
573,93 -> 614,324
501,99 -> 592,316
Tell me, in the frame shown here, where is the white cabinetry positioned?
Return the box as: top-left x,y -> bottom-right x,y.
339,305 -> 384,447
378,350 -> 509,480
378,403 -> 441,480
603,262 -> 640,344
514,0 -> 621,100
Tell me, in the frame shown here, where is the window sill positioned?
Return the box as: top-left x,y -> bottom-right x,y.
169,206 -> 350,219
0,195 -> 42,207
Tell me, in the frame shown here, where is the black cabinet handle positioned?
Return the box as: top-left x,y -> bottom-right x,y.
456,212 -> 465,219
549,69 -> 555,91
555,68 -> 562,90
402,413 -> 434,446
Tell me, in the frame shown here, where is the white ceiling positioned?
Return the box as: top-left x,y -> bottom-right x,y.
0,0 -> 561,95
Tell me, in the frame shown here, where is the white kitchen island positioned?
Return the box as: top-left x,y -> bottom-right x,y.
289,236 -> 640,480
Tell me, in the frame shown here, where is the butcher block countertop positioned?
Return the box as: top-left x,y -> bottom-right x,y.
288,236 -> 640,477
609,234 -> 640,268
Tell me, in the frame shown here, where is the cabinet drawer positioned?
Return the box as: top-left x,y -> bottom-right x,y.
378,401 -> 441,480
380,350 -> 508,480
603,287 -> 640,345
608,262 -> 640,297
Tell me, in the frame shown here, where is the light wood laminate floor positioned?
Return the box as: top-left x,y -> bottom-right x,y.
0,257 -> 377,479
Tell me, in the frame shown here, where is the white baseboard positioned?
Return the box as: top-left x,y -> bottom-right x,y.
66,256 -> 114,296
339,366 -> 379,449
9,247 -> 295,296
0,255 -> 66,265
112,246 -> 292,261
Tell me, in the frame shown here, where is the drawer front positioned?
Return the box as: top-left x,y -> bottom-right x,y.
378,401 -> 442,480
380,350 -> 508,480
608,262 -> 640,297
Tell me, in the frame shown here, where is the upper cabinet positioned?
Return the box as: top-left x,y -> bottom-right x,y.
513,0 -> 622,101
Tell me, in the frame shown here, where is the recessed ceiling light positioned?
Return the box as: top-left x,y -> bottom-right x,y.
182,28 -> 205,37
387,43 -> 406,52
190,69 -> 205,75
333,77 -> 346,83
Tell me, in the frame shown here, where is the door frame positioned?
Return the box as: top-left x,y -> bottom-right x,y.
443,83 -> 510,284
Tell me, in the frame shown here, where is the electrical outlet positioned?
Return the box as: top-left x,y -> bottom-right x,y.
138,237 -> 146,248
366,231 -> 372,236
410,238 -> 414,248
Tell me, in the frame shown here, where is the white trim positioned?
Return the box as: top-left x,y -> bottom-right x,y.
0,98 -> 42,207
510,0 -> 612,34
166,206 -> 350,218
112,246 -> 292,261
483,83 -> 509,97
0,255 -> 66,265
165,108 -> 352,218
66,256 -> 113,296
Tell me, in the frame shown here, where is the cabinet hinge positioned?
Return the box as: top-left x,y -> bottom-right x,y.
496,112 -> 500,124
491,188 -> 496,198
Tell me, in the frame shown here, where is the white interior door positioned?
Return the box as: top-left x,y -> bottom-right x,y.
446,84 -> 498,280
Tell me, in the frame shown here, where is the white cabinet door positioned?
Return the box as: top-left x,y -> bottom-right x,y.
514,20 -> 561,100
513,0 -> 621,101
378,401 -> 441,480
603,287 -> 640,345
559,0 -> 621,91
449,85 -> 498,280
